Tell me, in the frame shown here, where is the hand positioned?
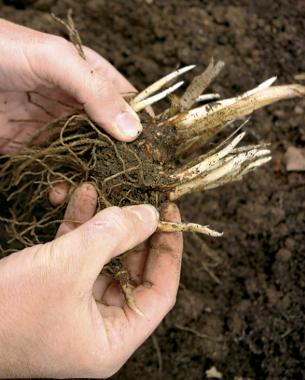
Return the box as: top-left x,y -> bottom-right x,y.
0,183 -> 183,378
0,18 -> 142,154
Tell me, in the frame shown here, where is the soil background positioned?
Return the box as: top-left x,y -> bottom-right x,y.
1,0 -> 305,379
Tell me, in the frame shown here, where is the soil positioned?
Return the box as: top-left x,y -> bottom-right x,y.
1,0 -> 305,379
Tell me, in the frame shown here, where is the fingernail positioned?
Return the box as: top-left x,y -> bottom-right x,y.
128,205 -> 159,223
115,109 -> 143,139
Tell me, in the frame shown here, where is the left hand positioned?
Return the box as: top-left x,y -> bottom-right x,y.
0,18 -> 140,154
0,18 -> 142,206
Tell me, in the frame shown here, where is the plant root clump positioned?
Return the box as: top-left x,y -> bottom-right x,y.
0,110 -> 178,253
1,55 -> 304,314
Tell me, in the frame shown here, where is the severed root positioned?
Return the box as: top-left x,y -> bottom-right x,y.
121,282 -> 145,317
117,220 -> 222,316
158,221 -> 223,237
108,258 -> 145,316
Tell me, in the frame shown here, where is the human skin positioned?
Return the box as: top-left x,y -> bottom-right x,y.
0,185 -> 182,378
0,20 -> 183,378
0,18 -> 142,150
0,18 -> 143,203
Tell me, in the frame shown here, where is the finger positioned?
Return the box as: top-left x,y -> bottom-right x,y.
143,202 -> 183,299
94,242 -> 149,308
93,242 -> 149,309
101,281 -> 125,307
122,242 -> 149,284
50,204 -> 159,285
48,182 -> 70,206
56,183 -> 97,238
36,39 -> 142,141
92,274 -> 112,301
123,203 -> 182,335
84,48 -> 155,117
83,47 -> 137,96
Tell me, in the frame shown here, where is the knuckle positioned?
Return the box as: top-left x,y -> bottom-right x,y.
86,207 -> 131,241
39,36 -> 81,69
153,286 -> 177,313
32,36 -> 72,73
45,34 -> 70,50
76,223 -> 98,253
156,284 -> 177,312
87,74 -> 109,99
168,295 -> 177,311
83,67 -> 118,103
163,292 -> 177,312
38,242 -> 72,283
104,207 -> 131,232
38,36 -> 65,58
104,369 -> 120,378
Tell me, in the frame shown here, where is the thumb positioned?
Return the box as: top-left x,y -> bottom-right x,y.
34,39 -> 142,141
50,205 -> 159,284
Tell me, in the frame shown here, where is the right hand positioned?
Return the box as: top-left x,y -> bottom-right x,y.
0,183 -> 183,378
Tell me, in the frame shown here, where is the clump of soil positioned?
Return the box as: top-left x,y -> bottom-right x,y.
1,1 -> 305,379
0,111 -> 173,253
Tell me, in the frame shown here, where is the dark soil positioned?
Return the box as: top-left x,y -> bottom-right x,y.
1,0 -> 305,379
